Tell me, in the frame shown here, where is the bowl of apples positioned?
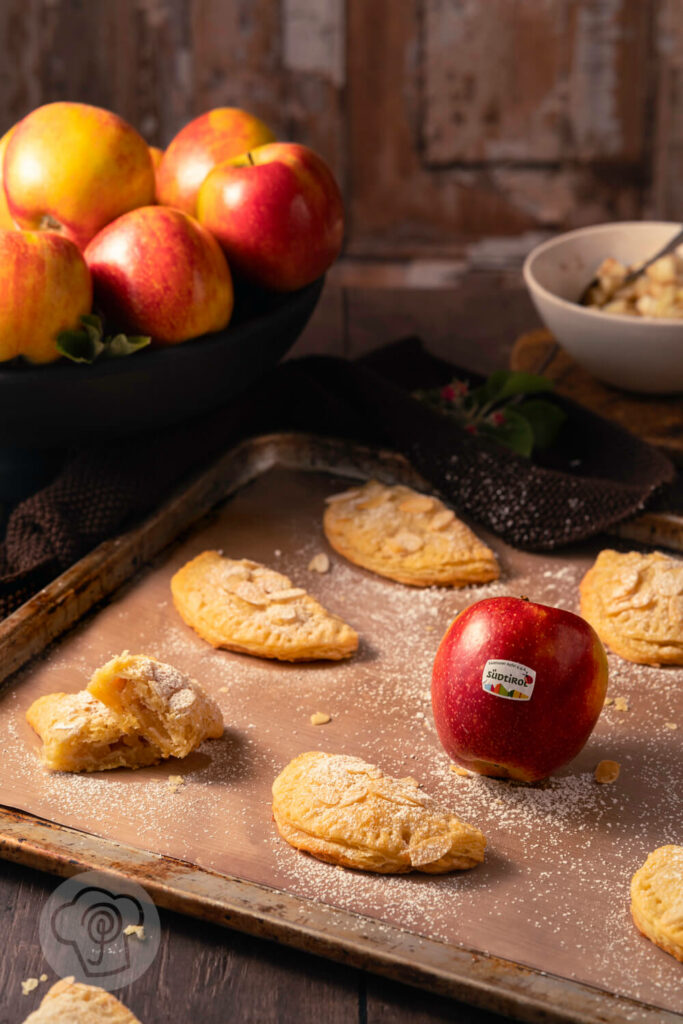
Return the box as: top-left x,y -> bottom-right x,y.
0,102 -> 342,449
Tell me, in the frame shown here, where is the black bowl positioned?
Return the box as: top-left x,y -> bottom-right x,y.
0,276 -> 323,449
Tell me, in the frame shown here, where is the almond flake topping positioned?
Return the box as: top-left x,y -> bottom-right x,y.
399,495 -> 434,514
308,552 -> 330,573
429,509 -> 456,530
269,587 -> 307,601
594,760 -> 620,784
310,711 -> 332,725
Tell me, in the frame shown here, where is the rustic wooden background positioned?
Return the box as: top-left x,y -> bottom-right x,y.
1,0 -> 681,282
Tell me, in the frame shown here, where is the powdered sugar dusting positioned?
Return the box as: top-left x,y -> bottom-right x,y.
0,467 -> 681,1015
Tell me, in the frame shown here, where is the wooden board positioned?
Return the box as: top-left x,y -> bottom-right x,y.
0,434 -> 681,1024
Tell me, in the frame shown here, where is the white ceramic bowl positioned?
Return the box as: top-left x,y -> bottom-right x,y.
523,221 -> 683,393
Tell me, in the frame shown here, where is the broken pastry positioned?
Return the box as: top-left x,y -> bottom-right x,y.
630,845 -> 683,962
171,551 -> 358,661
21,977 -> 142,1024
27,654 -> 223,772
272,751 -> 486,874
88,652 -> 224,759
579,549 -> 683,665
26,691 -> 162,772
323,480 -> 499,587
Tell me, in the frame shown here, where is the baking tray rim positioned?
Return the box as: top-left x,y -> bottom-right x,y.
0,431 -> 679,1024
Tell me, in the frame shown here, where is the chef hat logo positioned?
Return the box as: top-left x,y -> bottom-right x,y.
51,886 -> 142,978
39,871 -> 160,991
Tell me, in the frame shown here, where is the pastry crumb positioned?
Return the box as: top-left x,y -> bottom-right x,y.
310,712 -> 331,726
167,775 -> 185,793
449,764 -> 471,777
308,553 -> 330,573
21,978 -> 39,996
664,721 -> 678,730
614,697 -> 629,712
595,760 -> 620,784
124,924 -> 146,940
603,696 -> 614,707
218,686 -> 229,692
39,974 -> 47,983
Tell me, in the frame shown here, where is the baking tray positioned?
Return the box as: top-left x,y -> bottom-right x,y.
0,433 -> 680,1024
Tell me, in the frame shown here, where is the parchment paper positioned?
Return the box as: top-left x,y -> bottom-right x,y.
0,468 -> 681,1013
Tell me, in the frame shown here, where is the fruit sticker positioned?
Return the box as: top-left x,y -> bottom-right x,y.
482,659 -> 536,701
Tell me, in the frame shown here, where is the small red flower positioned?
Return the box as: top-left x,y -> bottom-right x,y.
490,411 -> 506,426
465,423 -> 478,435
440,384 -> 456,402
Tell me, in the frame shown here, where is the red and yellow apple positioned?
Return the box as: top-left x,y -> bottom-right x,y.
431,596 -> 608,783
84,206 -> 234,344
156,107 -> 275,216
4,102 -> 155,249
0,229 -> 92,363
0,126 -> 17,228
196,142 -> 344,292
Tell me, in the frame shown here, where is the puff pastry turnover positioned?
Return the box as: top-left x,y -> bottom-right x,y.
171,551 -> 358,661
272,751 -> 486,874
630,845 -> 683,962
579,549 -> 683,665
323,480 -> 499,587
21,977 -> 142,1024
26,691 -> 162,773
87,652 -> 224,759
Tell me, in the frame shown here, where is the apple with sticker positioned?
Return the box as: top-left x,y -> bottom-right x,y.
431,596 -> 608,782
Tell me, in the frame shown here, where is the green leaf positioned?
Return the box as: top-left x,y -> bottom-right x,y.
80,313 -> 103,332
56,328 -> 106,364
469,371 -> 554,412
516,399 -> 567,451
106,334 -> 151,358
57,315 -> 151,363
492,370 -> 556,402
480,407 -> 535,457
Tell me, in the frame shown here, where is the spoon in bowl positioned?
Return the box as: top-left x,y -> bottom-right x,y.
579,225 -> 683,305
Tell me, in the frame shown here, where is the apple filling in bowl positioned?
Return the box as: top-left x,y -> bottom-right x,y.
586,250 -> 683,318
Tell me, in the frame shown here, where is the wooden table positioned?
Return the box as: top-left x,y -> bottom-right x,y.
3,273 -> 539,1024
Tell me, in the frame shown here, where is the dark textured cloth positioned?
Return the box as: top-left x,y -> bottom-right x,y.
0,338 -> 675,618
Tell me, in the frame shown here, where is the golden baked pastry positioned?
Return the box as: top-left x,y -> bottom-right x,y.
88,652 -> 223,759
579,549 -> 683,665
323,480 -> 499,587
272,751 -> 486,874
171,551 -> 358,661
26,691 -> 162,773
21,976 -> 142,1024
630,845 -> 683,962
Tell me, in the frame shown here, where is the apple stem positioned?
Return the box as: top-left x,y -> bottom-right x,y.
246,151 -> 255,166
520,595 -> 529,601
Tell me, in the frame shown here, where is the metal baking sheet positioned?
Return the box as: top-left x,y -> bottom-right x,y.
0,434 -> 680,1024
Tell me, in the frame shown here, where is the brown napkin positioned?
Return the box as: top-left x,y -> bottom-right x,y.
0,338 -> 675,619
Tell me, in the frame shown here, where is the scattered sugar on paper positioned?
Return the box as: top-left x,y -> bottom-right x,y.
2,474 -> 681,1012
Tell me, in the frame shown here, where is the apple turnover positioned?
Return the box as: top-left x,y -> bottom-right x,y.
27,653 -> 223,772
21,977 -> 142,1024
26,691 -> 162,773
630,845 -> 683,962
323,480 -> 499,587
171,551 -> 358,661
87,652 -> 224,759
272,751 -> 486,874
579,549 -> 683,665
